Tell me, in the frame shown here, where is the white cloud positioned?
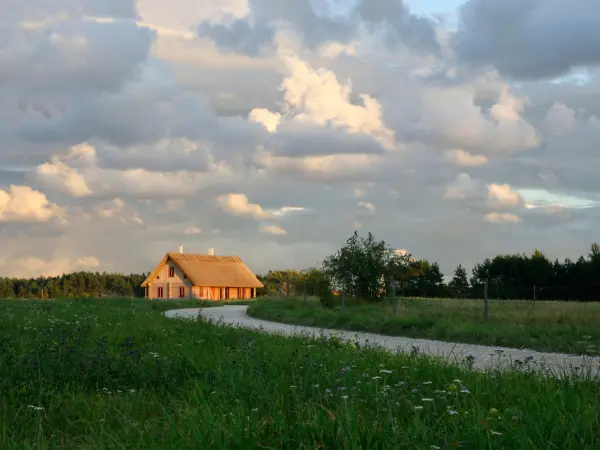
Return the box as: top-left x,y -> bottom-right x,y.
484,213 -> 521,224
487,184 -> 524,208
184,226 -> 202,235
357,200 -> 376,213
445,149 -> 488,167
216,193 -> 273,219
0,185 -> 62,223
263,225 -> 287,235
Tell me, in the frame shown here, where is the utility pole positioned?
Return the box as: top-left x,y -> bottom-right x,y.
483,271 -> 489,322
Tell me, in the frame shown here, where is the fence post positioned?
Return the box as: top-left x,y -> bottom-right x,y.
391,281 -> 397,317
483,276 -> 489,322
286,275 -> 290,298
277,280 -> 282,298
303,281 -> 308,305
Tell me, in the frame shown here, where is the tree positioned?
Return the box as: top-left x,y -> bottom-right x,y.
449,264 -> 470,298
322,231 -> 399,302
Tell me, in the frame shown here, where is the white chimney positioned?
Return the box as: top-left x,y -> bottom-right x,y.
178,245 -> 183,254
208,248 -> 214,256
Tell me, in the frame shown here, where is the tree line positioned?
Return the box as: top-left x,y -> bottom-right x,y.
0,272 -> 148,299
1,231 -> 599,301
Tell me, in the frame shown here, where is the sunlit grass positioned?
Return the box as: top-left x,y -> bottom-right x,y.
247,297 -> 600,355
1,298 -> 599,449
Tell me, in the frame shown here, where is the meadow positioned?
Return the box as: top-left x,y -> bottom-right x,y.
247,296 -> 600,355
1,298 -> 599,449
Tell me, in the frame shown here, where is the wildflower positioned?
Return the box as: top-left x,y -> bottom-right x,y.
452,379 -> 462,383
325,388 -> 332,395
431,446 -> 441,450
313,384 -> 320,388
490,430 -> 503,436
448,409 -> 458,415
460,389 -> 471,394
290,385 -> 297,388
448,383 -> 458,392
27,405 -> 44,411
372,376 -> 382,380
411,388 -> 418,393
251,408 -> 258,412
414,405 -> 424,410
380,369 -> 392,374
423,381 -> 432,385
342,395 -> 349,400
489,408 -> 499,415
421,398 -> 434,402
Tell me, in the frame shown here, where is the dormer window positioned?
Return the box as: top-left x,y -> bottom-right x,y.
169,267 -> 175,277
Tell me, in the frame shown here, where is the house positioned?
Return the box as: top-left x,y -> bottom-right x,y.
141,248 -> 264,300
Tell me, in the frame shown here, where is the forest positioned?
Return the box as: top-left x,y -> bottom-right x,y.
1,238 -> 599,301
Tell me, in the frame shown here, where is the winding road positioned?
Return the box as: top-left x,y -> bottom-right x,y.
165,305 -> 600,376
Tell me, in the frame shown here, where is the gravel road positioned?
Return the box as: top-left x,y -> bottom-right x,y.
165,305 -> 600,377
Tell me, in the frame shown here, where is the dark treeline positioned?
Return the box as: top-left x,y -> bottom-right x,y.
0,272 -> 148,299
1,239 -> 600,301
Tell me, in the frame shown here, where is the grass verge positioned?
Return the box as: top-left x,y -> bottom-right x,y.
1,298 -> 599,449
247,297 -> 600,355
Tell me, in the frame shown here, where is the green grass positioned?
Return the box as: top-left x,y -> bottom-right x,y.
247,297 -> 600,355
1,298 -> 599,449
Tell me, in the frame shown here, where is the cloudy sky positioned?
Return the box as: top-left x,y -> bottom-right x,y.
1,0 -> 599,278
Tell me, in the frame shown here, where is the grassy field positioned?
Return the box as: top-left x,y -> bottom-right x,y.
1,298 -> 599,449
247,297 -> 600,355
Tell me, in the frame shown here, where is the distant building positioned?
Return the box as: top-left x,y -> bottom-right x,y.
141,248 -> 264,300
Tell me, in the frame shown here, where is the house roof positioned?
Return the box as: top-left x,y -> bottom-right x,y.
141,252 -> 264,288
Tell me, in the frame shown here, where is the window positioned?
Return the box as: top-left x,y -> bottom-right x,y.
179,287 -> 185,298
169,267 -> 175,277
157,287 -> 164,298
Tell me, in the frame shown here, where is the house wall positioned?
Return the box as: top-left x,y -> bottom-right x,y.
147,261 -> 193,299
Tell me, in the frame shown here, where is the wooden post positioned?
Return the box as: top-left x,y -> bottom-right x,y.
303,281 -> 308,305
286,275 -> 290,298
533,284 -> 536,302
277,280 -> 282,298
391,281 -> 397,317
483,276 -> 489,322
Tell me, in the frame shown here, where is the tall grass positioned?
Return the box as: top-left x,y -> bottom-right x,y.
247,297 -> 600,355
1,298 -> 599,449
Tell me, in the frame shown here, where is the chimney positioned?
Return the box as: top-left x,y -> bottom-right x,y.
178,245 -> 183,254
208,248 -> 214,256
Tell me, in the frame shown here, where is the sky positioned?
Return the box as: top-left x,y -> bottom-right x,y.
1,0 -> 600,279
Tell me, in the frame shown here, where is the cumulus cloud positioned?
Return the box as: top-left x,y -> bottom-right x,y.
454,0 -> 600,79
263,225 -> 287,235
1,0 -> 599,279
0,185 -> 63,223
216,193 -> 273,220
484,212 -> 521,224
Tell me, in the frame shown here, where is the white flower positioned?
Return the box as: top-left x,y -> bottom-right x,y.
27,405 -> 44,411
460,389 -> 471,394
421,398 -> 434,402
448,410 -> 458,415
423,381 -> 432,385
414,405 -> 424,410
372,376 -> 382,380
380,369 -> 392,374
491,430 -> 503,436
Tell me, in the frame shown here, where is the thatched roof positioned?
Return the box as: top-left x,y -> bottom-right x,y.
141,252 -> 264,288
